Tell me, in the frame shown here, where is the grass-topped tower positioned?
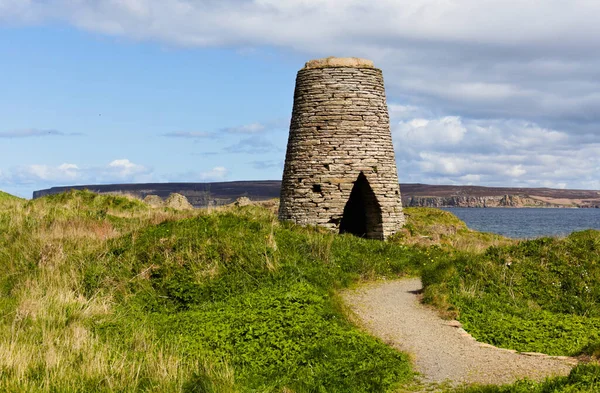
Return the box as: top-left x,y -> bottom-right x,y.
279,57 -> 405,240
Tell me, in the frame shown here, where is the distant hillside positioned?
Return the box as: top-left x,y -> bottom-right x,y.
32,181 -> 600,208
401,184 -> 600,208
33,181 -> 281,208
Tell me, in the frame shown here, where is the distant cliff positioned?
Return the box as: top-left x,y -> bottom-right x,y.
32,181 -> 281,208
32,182 -> 600,208
403,195 -> 559,208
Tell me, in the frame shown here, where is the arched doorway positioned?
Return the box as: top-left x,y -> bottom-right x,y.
339,172 -> 384,239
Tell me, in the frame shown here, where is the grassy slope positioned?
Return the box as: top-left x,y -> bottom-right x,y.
400,207 -> 600,392
0,191 -> 417,392
0,190 -> 21,201
402,207 -> 600,355
92,209 -> 420,392
392,207 -> 514,253
1,194 -> 598,392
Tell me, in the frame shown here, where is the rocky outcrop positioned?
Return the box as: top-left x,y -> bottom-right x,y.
233,197 -> 252,207
164,193 -> 194,210
142,193 -> 194,210
403,195 -> 557,208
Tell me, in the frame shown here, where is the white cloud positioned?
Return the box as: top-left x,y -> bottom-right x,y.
221,122 -> 266,134
418,153 -> 472,176
2,1 -> 600,191
224,136 -> 280,154
161,166 -> 230,183
391,104 -> 600,189
198,166 -> 228,181
396,116 -> 466,146
163,122 -> 280,141
2,159 -> 152,186
505,165 -> 526,178
388,104 -> 424,120
2,1 -> 599,128
459,174 -> 481,184
8,0 -> 596,50
0,0 -> 41,23
0,158 -> 234,197
107,159 -> 148,178
10,163 -> 80,183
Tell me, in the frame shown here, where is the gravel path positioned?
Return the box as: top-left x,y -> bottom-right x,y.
342,278 -> 577,387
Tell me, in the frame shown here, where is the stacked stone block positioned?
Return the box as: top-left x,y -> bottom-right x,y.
278,57 -> 405,240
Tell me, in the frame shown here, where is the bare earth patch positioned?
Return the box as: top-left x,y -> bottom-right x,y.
342,278 -> 577,388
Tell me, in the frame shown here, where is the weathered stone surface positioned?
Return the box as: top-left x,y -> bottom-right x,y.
165,193 -> 194,210
234,196 -> 252,207
278,58 -> 405,240
143,194 -> 164,208
304,57 -> 375,69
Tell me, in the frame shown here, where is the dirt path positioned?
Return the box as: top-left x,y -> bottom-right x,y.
342,278 -> 577,387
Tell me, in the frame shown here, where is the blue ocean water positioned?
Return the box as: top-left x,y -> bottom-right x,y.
442,208 -> 600,239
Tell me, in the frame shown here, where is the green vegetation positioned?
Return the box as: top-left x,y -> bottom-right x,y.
397,207 -> 600,392
393,207 -> 513,253
89,209 -> 419,392
0,190 -> 416,392
455,364 -> 600,393
0,190 -> 21,201
422,229 -> 600,356
1,193 -> 598,392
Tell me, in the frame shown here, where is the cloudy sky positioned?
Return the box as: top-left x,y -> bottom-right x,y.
1,0 -> 599,197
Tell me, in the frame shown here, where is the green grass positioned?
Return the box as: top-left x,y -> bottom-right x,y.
85,209 -> 420,392
2,194 -> 599,392
391,207 -> 513,253
0,190 -> 417,392
422,230 -> 600,356
0,190 -> 21,201
393,208 -> 600,392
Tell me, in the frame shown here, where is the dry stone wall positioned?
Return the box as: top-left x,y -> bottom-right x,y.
278,58 -> 405,239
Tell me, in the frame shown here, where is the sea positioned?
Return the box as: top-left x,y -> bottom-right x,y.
442,207 -> 600,239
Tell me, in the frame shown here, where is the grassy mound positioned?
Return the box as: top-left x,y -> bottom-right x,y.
86,209 -> 419,392
392,207 -> 513,252
0,191 -> 416,392
41,189 -> 148,212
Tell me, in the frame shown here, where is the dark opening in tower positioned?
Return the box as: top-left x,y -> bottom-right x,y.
339,173 -> 384,239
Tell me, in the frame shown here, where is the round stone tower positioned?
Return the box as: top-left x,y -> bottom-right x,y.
278,57 -> 405,240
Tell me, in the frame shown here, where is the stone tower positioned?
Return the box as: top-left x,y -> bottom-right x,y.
278,57 -> 405,240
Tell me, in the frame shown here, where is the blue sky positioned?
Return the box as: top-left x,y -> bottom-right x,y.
0,26 -> 298,196
1,1 -> 599,198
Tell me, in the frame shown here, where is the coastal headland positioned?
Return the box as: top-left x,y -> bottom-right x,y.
33,181 -> 600,208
